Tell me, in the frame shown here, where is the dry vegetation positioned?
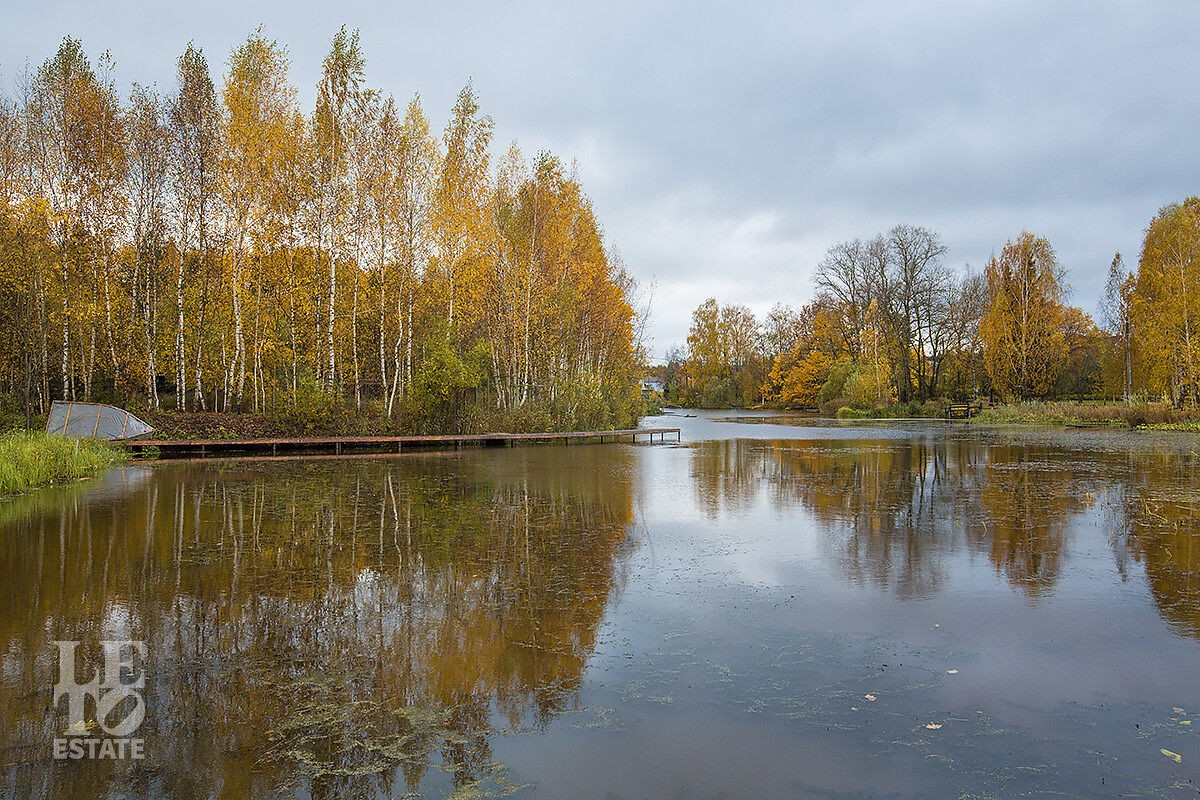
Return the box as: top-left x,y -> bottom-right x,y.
972,401 -> 1200,429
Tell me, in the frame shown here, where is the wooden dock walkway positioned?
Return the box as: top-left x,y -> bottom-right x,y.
124,428 -> 682,459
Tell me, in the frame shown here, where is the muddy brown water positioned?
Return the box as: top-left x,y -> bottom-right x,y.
1,411 -> 1198,799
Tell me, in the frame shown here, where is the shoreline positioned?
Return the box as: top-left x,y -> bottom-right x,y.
654,401 -> 1200,432
0,432 -> 126,496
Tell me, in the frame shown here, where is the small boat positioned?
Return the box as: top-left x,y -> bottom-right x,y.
46,401 -> 155,441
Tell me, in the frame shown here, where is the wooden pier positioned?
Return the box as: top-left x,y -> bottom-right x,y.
124,428 -> 682,460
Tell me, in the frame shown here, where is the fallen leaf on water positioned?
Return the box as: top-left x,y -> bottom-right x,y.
946,669 -> 958,674
1180,720 -> 1192,726
1172,707 -> 1186,714
864,694 -> 877,702
1161,748 -> 1182,763
925,723 -> 942,730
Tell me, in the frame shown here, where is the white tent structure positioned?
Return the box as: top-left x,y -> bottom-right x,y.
46,401 -> 155,441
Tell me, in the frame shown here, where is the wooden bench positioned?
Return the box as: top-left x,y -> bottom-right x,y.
947,402 -> 981,420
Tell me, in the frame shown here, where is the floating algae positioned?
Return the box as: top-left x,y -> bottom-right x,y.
263,675 -> 530,798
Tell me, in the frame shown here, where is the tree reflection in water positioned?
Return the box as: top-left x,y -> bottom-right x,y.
690,435 -> 1199,619
0,448 -> 636,800
972,444 -> 1099,598
1110,448 -> 1200,639
2,430 -> 1199,800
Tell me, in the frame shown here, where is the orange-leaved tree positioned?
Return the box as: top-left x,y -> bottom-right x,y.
980,231 -> 1067,401
1132,198 -> 1200,406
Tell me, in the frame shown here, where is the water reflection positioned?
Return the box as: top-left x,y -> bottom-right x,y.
690,434 -> 1200,620
971,444 -> 1095,597
689,439 -> 767,519
2,425 -> 1199,800
1113,451 -> 1200,639
0,448 -> 636,799
767,439 -> 969,599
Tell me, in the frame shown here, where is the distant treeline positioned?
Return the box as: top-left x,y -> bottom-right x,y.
665,213 -> 1199,412
0,30 -> 643,432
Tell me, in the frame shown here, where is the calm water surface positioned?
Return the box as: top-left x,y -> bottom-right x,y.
1,411 -> 1199,799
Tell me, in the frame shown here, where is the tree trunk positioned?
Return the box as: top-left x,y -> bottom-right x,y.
229,249 -> 244,410
352,268 -> 361,410
377,265 -> 387,405
102,254 -> 120,391
175,249 -> 187,410
193,253 -> 209,411
1181,258 -> 1197,405
327,250 -> 337,390
60,255 -> 72,400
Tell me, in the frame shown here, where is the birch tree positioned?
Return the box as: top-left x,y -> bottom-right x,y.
1133,199 -> 1200,405
221,29 -> 296,409
1101,252 -> 1135,402
432,84 -> 493,342
126,84 -> 171,407
391,97 -> 436,413
980,231 -> 1067,401
25,38 -> 105,400
311,25 -> 365,390
169,43 -> 220,409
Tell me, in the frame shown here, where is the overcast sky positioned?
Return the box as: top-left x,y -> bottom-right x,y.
3,1 -> 1197,359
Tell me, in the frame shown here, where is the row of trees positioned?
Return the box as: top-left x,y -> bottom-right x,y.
669,207 -> 1200,410
0,31 -> 643,431
670,225 -> 995,409
983,204 -> 1200,407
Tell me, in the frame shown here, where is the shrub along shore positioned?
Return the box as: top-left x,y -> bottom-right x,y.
0,431 -> 125,495
673,398 -> 1198,430
969,401 -> 1200,430
810,399 -> 1200,429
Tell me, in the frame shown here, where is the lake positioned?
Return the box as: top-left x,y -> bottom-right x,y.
1,411 -> 1198,799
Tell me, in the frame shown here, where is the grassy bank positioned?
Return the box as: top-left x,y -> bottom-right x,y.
0,431 -> 125,495
971,401 -> 1200,429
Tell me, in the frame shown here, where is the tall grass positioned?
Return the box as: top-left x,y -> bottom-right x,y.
0,431 -> 125,495
972,401 -> 1200,429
